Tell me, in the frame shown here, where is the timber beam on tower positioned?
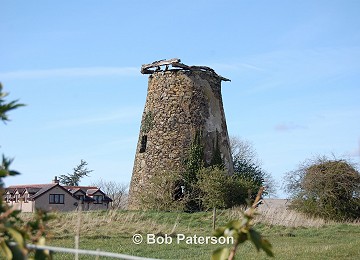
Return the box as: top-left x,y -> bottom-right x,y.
141,58 -> 230,82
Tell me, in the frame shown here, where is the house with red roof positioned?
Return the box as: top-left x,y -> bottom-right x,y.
4,177 -> 112,212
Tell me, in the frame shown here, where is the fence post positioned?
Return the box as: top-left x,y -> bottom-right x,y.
212,207 -> 216,230
75,204 -> 82,260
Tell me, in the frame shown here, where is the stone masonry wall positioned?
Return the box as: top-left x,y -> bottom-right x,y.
128,69 -> 233,209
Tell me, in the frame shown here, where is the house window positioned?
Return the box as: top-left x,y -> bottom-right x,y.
139,135 -> 147,153
78,195 -> 85,204
5,195 -> 11,203
15,194 -> 19,203
93,195 -> 103,204
24,194 -> 29,203
49,194 -> 64,204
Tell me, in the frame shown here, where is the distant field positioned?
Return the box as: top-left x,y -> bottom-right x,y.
31,205 -> 360,259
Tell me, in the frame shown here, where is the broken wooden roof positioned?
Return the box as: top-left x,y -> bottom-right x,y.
141,58 -> 230,82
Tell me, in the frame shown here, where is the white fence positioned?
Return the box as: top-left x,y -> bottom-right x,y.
26,244 -> 158,260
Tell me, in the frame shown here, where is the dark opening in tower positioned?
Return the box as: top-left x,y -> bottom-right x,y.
139,135 -> 147,153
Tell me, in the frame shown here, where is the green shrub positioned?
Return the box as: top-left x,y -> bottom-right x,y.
197,167 -> 260,210
197,167 -> 229,210
138,171 -> 187,211
284,156 -> 360,221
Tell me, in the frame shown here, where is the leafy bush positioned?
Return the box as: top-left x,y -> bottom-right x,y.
197,167 -> 257,210
226,176 -> 256,207
284,156 -> 360,221
233,159 -> 264,193
139,171 -> 187,211
139,133 -> 272,212
197,167 -> 230,209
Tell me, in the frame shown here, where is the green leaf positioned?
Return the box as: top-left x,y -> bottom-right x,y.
12,210 -> 22,218
0,240 -> 12,259
34,237 -> 52,260
211,247 -> 230,260
261,238 -> 274,257
9,170 -> 20,176
7,227 -> 25,250
241,216 -> 249,226
238,231 -> 248,244
226,220 -> 241,230
248,229 -> 274,257
213,227 -> 226,237
37,236 -> 46,247
7,242 -> 25,260
34,250 -> 48,260
0,169 -> 8,177
224,228 -> 237,238
248,228 -> 262,251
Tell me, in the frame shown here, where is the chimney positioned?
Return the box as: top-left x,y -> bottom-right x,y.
52,176 -> 59,184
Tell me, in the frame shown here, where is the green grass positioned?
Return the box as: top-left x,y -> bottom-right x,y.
37,210 -> 360,259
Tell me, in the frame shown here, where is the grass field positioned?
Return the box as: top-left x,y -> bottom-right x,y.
29,206 -> 360,260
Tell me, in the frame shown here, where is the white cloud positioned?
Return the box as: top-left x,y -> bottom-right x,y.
0,67 -> 139,80
275,122 -> 307,132
344,141 -> 360,158
277,11 -> 333,48
46,107 -> 142,129
219,47 -> 360,93
209,62 -> 264,72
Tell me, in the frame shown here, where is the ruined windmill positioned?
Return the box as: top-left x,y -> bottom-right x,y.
128,58 -> 233,209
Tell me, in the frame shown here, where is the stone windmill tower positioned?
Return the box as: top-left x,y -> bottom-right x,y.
128,58 -> 233,209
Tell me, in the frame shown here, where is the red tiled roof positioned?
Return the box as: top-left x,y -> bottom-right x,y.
7,184 -> 53,189
6,183 -> 112,202
64,186 -> 98,190
6,184 -> 56,197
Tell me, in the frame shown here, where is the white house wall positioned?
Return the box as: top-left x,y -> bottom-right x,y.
8,201 -> 34,213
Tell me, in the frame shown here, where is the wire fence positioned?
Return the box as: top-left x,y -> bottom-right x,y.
26,244 -> 158,260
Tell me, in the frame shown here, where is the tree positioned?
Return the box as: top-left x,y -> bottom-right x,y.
0,83 -> 25,124
230,136 -> 260,167
0,83 -> 25,183
233,158 -> 264,190
1,83 -> 52,259
230,136 -> 277,198
0,82 -> 24,184
91,179 -> 128,209
262,172 -> 278,198
284,155 -> 360,221
59,159 -> 93,186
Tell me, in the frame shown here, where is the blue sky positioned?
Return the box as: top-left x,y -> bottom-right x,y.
1,1 -> 359,197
